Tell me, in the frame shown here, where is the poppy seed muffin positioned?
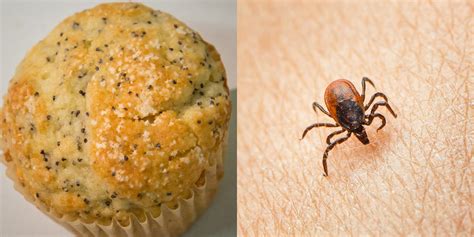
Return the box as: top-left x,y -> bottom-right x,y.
0,2 -> 230,234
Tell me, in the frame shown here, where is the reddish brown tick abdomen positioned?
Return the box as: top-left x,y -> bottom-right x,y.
324,79 -> 364,122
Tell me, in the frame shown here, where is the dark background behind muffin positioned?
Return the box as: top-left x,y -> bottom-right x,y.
0,1 -> 236,236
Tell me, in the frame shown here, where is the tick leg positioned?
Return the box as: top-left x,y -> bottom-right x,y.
301,123 -> 339,140
323,132 -> 351,176
364,92 -> 388,110
313,102 -> 331,117
326,129 -> 346,145
370,101 -> 397,118
365,113 -> 386,131
361,77 -> 376,103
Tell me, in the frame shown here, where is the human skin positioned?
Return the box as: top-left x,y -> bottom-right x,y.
237,0 -> 473,236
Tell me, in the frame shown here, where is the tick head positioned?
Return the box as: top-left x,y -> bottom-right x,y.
354,126 -> 370,145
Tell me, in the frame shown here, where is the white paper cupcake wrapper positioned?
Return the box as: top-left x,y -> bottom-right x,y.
1,139 -> 226,237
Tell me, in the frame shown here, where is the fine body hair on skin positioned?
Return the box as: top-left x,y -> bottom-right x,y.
237,1 -> 472,236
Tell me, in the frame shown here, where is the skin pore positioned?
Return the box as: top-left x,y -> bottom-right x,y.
237,1 -> 472,236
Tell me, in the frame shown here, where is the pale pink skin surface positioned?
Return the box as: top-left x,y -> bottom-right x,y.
237,1 -> 473,236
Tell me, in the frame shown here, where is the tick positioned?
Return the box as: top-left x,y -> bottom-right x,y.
301,77 -> 397,176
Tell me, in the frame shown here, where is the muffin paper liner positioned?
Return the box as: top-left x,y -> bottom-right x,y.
1,139 -> 226,237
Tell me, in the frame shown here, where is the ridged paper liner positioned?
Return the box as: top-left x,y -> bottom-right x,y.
1,139 -> 226,237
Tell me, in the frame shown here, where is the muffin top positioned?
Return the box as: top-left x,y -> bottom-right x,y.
0,3 -> 230,225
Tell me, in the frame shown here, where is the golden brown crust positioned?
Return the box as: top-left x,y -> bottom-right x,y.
0,2 -> 230,225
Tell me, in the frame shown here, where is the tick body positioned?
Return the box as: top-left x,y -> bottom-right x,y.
301,77 -> 397,176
